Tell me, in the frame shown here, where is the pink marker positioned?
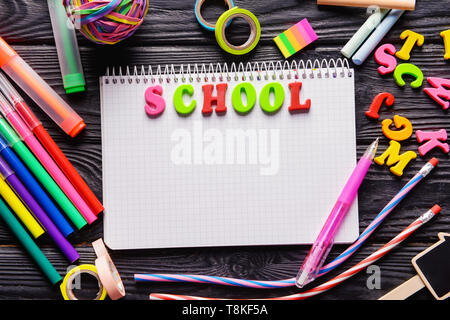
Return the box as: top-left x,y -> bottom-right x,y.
295,138 -> 379,288
0,97 -> 97,224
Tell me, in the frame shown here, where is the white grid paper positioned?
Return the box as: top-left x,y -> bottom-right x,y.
101,67 -> 358,249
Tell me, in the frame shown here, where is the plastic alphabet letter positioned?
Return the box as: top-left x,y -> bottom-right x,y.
424,77 -> 450,110
416,129 -> 449,156
259,82 -> 285,114
441,30 -> 450,60
374,44 -> 397,75
288,82 -> 311,113
395,30 -> 424,61
144,85 -> 166,117
381,115 -> 413,141
202,83 -> 228,115
374,140 -> 417,176
231,82 -> 257,114
393,63 -> 424,89
365,92 -> 395,120
173,84 -> 196,115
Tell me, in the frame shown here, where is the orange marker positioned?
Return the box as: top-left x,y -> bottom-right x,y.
0,37 -> 85,137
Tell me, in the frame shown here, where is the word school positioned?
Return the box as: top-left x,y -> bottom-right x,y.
144,81 -> 311,116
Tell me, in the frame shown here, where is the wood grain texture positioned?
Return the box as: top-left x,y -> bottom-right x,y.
0,0 -> 448,300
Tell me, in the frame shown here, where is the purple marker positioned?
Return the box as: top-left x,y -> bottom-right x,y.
0,154 -> 79,262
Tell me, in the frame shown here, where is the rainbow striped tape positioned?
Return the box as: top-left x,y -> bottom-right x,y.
274,18 -> 318,59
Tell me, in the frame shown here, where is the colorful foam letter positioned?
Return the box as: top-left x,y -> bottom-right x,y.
173,84 -> 196,115
144,85 -> 166,117
381,115 -> 413,141
416,129 -> 449,156
260,82 -> 285,113
202,83 -> 228,115
393,63 -> 423,88
374,44 -> 397,75
374,140 -> 417,176
288,82 -> 311,113
441,30 -> 450,60
395,30 -> 424,61
365,92 -> 395,120
232,82 -> 257,114
424,77 -> 450,110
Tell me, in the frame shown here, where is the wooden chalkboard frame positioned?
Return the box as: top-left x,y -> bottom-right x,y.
412,232 -> 450,300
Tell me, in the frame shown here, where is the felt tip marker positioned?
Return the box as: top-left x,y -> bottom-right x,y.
48,0 -> 86,94
0,134 -> 74,237
0,114 -> 87,229
0,154 -> 79,262
0,72 -> 104,215
0,93 -> 97,224
0,177 -> 44,239
0,198 -> 62,284
0,36 -> 85,137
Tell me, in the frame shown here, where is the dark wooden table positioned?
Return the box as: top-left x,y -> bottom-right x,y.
0,0 -> 448,300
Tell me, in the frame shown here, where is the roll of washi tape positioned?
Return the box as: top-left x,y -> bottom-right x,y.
92,238 -> 126,300
195,0 -> 235,31
215,7 -> 261,55
60,264 -> 107,300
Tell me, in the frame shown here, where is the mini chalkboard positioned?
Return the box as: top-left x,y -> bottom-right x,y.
412,232 -> 450,300
379,233 -> 450,300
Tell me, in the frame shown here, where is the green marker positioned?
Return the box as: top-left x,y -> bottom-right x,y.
0,117 -> 87,229
0,197 -> 62,284
48,0 -> 86,94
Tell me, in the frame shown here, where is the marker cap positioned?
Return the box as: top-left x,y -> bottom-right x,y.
0,38 -> 17,67
63,73 -> 85,94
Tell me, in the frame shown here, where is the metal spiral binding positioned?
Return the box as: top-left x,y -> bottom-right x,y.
104,59 -> 352,85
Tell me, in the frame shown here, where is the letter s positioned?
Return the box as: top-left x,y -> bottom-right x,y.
145,85 -> 166,117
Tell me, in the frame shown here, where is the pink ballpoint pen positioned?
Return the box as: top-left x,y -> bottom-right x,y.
296,138 -> 379,288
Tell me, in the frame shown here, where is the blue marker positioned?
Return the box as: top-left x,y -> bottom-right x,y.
0,134 -> 73,236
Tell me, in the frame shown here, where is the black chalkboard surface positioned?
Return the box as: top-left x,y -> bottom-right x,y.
412,233 -> 450,300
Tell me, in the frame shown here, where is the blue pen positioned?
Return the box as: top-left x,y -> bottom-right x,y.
0,134 -> 74,236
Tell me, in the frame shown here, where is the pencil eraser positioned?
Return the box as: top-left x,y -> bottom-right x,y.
431,205 -> 441,215
429,158 -> 439,167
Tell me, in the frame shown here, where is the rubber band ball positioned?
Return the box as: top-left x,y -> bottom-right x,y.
63,0 -> 150,45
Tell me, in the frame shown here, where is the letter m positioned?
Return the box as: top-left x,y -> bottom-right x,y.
374,140 -> 417,176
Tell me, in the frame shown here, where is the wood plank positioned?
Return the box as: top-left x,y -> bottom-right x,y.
0,1 -> 448,46
0,0 -> 448,300
0,44 -> 448,243
0,243 -> 439,300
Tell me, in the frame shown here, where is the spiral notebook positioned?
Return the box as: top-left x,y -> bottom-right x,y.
101,59 -> 358,250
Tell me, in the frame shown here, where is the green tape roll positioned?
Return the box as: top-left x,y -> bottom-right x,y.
215,7 -> 261,55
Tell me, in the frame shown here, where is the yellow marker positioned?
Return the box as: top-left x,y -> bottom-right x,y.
396,30 -> 424,61
0,178 -> 44,238
441,30 -> 450,60
375,140 -> 417,176
381,115 -> 413,141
